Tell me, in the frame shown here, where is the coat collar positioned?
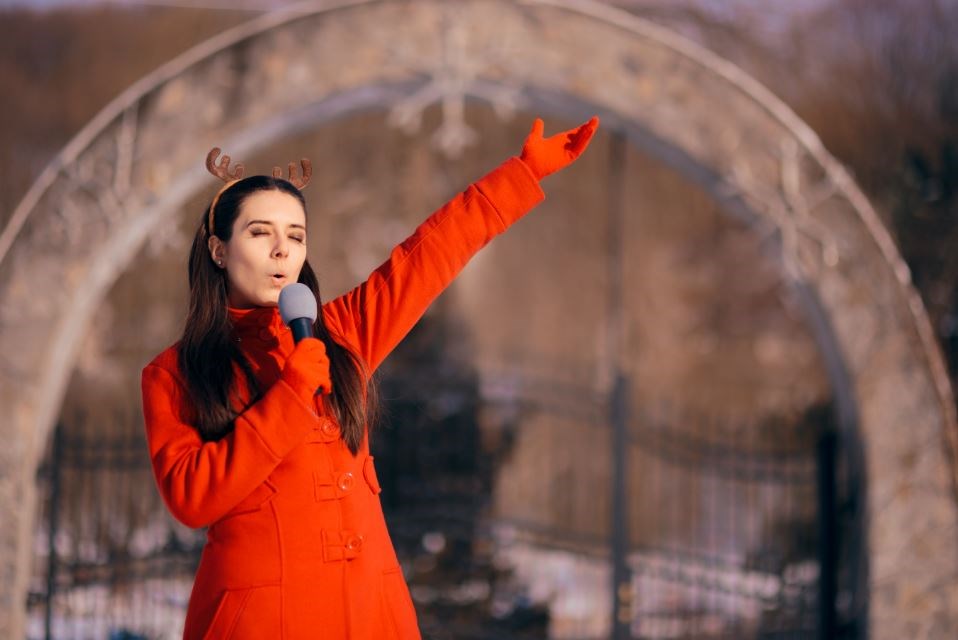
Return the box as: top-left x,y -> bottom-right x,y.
227,304 -> 290,343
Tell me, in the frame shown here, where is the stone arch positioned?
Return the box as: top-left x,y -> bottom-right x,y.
1,1 -> 955,637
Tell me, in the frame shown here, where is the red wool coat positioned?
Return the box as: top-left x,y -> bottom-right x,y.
140,156 -> 545,640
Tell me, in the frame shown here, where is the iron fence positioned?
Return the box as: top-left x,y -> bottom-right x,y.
28,346 -> 863,639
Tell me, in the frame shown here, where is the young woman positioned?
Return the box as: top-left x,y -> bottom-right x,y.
140,115 -> 599,639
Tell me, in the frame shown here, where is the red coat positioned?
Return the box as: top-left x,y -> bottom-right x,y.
141,157 -> 544,639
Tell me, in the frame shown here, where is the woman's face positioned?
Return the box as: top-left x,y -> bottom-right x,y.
209,189 -> 308,308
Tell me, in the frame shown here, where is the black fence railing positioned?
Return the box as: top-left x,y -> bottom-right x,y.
28,413 -> 204,640
28,345 -> 864,639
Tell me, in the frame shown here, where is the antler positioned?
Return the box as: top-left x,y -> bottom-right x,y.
272,159 -> 312,189
206,147 -> 245,182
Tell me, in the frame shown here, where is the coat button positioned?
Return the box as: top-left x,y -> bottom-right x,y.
345,534 -> 363,551
338,472 -> 355,492
258,328 -> 273,340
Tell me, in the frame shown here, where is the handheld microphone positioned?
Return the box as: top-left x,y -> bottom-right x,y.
278,283 -> 318,344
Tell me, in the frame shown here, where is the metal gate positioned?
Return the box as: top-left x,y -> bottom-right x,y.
29,327 -> 865,640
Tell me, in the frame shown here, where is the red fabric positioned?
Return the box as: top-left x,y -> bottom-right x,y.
281,337 -> 332,399
519,116 -> 599,180
141,156 -> 545,639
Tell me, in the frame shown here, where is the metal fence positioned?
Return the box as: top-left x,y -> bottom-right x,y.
28,345 -> 864,639
28,411 -> 203,640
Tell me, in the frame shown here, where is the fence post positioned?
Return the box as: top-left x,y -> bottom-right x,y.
606,127 -> 633,639
611,373 -> 632,639
817,427 -> 838,640
44,422 -> 64,640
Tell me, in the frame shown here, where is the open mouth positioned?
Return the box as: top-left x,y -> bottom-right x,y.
270,273 -> 287,284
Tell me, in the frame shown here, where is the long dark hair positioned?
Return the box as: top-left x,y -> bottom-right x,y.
177,175 -> 377,455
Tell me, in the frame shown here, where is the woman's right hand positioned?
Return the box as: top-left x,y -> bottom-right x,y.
280,337 -> 332,402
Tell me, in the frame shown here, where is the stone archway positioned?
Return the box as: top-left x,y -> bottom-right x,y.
1,1 -> 955,637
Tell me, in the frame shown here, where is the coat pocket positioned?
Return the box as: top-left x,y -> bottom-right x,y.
380,567 -> 421,640
201,583 -> 281,640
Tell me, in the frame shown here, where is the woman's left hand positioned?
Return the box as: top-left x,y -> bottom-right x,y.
519,115 -> 600,181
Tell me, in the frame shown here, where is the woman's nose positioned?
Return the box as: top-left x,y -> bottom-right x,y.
272,236 -> 289,258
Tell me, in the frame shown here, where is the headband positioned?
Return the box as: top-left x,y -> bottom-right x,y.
205,147 -> 312,235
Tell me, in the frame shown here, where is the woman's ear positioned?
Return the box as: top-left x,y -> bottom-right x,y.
208,235 -> 225,267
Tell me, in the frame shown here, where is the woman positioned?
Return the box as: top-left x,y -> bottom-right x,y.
140,115 -> 599,639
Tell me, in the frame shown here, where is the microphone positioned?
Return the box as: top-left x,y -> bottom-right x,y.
278,283 -> 318,344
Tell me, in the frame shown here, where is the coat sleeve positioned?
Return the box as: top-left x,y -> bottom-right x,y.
141,362 -> 317,528
321,156 -> 544,373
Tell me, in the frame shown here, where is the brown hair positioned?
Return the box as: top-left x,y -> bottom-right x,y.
177,175 -> 377,455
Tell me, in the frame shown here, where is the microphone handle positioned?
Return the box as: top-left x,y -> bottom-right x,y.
289,317 -> 314,344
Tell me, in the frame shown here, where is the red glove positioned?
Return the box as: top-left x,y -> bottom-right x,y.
519,116 -> 600,180
280,337 -> 332,403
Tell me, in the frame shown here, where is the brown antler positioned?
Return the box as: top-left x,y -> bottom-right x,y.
272,158 -> 312,189
206,147 -> 245,182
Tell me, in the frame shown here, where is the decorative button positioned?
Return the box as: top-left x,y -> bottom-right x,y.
258,328 -> 273,340
345,534 -> 363,551
321,529 -> 364,561
337,472 -> 355,492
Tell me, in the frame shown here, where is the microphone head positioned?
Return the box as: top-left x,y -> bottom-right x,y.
278,283 -> 318,325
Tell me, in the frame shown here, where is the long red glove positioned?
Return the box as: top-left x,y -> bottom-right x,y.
279,337 -> 332,402
519,115 -> 600,180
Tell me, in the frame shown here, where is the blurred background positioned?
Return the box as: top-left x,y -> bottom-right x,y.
0,0 -> 956,639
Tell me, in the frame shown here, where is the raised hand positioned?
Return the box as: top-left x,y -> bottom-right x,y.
519,116 -> 600,181
280,337 -> 332,402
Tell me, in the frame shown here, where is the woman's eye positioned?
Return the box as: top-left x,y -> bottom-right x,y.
251,230 -> 268,236
291,236 -> 305,243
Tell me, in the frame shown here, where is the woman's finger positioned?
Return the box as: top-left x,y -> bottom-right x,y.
529,117 -> 544,141
567,116 -> 600,155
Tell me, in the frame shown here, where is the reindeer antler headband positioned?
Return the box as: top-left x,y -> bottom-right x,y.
205,147 -> 312,234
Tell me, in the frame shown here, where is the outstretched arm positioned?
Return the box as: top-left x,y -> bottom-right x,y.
322,116 -> 600,373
